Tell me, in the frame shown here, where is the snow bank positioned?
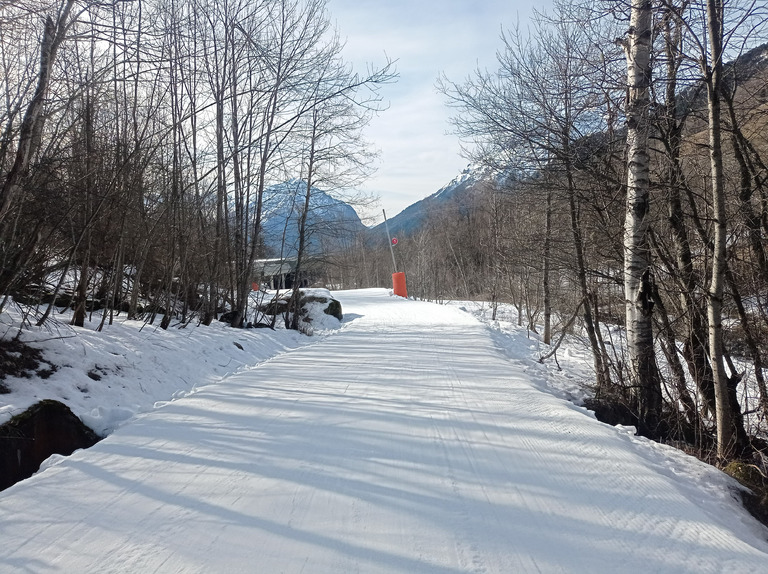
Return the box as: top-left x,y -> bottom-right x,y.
0,300 -> 311,436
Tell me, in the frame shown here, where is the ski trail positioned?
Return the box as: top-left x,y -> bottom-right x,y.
1,289 -> 767,573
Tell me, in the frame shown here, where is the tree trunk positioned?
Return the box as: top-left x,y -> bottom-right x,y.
565,150 -> 609,390
291,122 -> 317,331
650,282 -> 701,436
543,187 -> 552,345
0,1 -> 75,224
657,7 -> 718,419
623,0 -> 661,437
705,0 -> 745,460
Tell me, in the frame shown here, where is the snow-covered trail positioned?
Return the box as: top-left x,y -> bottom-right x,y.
1,289 -> 767,573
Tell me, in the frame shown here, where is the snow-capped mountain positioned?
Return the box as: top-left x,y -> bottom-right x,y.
261,180 -> 365,256
260,164 -> 512,257
374,163 -> 514,237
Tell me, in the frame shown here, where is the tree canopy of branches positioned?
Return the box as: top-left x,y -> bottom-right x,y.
0,0 -> 393,330
427,0 -> 768,462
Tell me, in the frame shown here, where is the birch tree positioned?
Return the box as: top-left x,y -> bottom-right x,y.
703,0 -> 743,459
621,0 -> 662,436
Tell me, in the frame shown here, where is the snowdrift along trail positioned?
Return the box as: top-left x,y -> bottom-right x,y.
1,289 -> 767,573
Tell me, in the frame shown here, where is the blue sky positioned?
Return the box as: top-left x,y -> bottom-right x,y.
326,0 -> 553,221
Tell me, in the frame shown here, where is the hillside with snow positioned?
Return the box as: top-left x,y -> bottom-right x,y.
372,166 -> 488,237
370,163 -> 521,238
1,290 -> 767,573
261,180 -> 366,257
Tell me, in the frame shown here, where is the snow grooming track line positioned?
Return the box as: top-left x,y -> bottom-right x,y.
1,288 -> 768,573
433,336 -> 509,574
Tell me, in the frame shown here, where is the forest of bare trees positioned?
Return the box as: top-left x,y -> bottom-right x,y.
4,0 -> 768,465
336,0 -> 768,464
0,0 -> 392,330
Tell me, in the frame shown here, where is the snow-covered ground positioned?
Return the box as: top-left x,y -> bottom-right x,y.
0,289 -> 340,435
1,289 -> 767,572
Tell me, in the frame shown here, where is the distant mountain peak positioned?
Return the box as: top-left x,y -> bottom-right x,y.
261,181 -> 364,257
372,163 -> 498,237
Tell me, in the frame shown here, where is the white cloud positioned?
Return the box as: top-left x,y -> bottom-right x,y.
326,0 -> 552,219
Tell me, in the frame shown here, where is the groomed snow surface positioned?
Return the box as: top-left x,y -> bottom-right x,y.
1,289 -> 767,573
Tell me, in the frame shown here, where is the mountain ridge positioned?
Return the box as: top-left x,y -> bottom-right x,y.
261,179 -> 366,256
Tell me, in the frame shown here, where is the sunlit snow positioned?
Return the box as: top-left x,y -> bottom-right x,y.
1,289 -> 767,573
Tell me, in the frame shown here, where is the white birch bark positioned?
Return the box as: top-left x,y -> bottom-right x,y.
623,0 -> 660,435
704,0 -> 738,459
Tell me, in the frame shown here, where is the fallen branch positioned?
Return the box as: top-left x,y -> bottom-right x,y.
539,299 -> 584,365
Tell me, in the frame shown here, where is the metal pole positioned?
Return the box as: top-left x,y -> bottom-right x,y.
382,209 -> 397,274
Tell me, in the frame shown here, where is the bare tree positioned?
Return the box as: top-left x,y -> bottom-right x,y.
439,2 -> 620,390
287,46 -> 392,329
0,0 -> 75,225
620,0 -> 662,436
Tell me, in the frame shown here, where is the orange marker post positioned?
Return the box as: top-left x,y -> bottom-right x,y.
392,272 -> 407,298
383,209 -> 408,298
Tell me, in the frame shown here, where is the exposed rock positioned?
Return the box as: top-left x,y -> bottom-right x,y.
322,298 -> 343,321
218,310 -> 237,323
258,298 -> 289,316
0,399 -> 100,491
583,397 -> 637,428
259,289 -> 342,321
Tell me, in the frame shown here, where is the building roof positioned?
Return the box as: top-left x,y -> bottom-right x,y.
255,258 -> 297,277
